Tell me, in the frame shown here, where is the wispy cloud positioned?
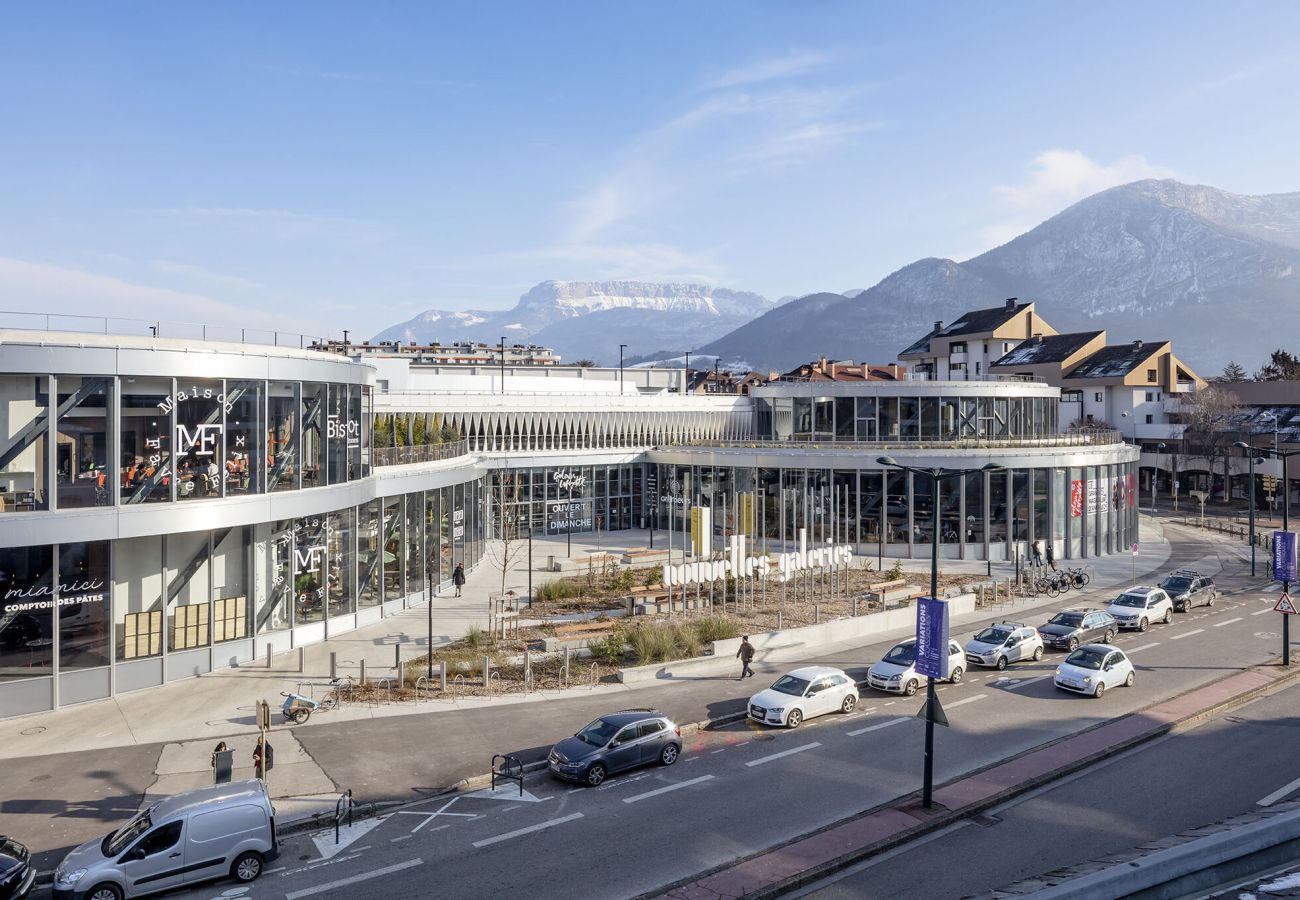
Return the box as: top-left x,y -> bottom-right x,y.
973,149 -> 1176,252
701,51 -> 832,90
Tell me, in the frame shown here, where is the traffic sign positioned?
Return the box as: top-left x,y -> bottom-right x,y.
1276,593 -> 1298,615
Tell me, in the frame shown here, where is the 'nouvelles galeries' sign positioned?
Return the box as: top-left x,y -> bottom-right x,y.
662,528 -> 852,587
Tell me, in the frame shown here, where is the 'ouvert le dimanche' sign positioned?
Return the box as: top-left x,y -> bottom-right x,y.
662,528 -> 852,587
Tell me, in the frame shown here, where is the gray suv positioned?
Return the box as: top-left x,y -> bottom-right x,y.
1160,570 -> 1217,612
548,709 -> 682,786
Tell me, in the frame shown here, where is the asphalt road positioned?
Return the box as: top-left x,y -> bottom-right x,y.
26,538 -> 1293,900
791,677 -> 1300,900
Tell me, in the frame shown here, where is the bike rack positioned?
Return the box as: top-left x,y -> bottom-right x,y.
334,789 -> 355,844
491,754 -> 524,797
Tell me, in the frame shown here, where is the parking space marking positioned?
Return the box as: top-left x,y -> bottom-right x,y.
847,718 -> 908,737
284,858 -> 423,899
1170,628 -> 1204,640
472,813 -> 585,848
1126,642 -> 1160,653
945,693 -> 988,709
1003,675 -> 1052,691
1213,617 -> 1243,627
624,775 -> 715,804
745,742 -> 822,767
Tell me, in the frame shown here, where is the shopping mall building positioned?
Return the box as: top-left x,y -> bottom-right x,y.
0,326 -> 1137,716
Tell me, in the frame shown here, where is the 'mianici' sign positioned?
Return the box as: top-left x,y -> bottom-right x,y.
662,528 -> 852,587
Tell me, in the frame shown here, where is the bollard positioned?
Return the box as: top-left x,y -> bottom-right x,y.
298,646 -> 305,674
330,651 -> 337,681
266,643 -> 273,669
439,660 -> 447,692
360,660 -> 367,686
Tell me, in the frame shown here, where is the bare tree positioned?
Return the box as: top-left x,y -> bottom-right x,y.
1179,387 -> 1244,501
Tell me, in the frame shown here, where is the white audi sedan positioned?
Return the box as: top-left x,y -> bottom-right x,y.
1053,644 -> 1135,698
747,666 -> 858,728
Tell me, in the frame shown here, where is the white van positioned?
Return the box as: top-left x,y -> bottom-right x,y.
53,780 -> 277,899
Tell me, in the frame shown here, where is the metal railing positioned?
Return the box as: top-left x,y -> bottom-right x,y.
671,428 -> 1123,452
372,440 -> 469,467
0,310 -> 330,350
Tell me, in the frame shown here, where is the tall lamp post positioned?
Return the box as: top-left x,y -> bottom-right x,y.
1236,440 -> 1298,666
1234,442 -> 1266,578
619,343 -> 627,395
877,456 -> 1002,808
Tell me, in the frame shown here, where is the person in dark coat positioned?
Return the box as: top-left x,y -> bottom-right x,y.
736,636 -> 755,680
452,562 -> 466,597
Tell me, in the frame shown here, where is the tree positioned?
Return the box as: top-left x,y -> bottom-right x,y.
1255,349 -> 1300,382
1212,361 -> 1247,383
1179,386 -> 1244,501
572,359 -> 597,368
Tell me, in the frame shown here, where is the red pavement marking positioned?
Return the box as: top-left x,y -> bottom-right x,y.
662,664 -> 1289,899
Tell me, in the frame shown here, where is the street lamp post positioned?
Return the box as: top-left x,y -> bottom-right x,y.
877,456 -> 1002,809
619,343 -> 627,395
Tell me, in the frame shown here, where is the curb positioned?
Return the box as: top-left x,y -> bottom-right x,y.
648,658 -> 1300,900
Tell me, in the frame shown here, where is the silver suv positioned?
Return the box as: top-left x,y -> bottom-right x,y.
1159,570 -> 1217,612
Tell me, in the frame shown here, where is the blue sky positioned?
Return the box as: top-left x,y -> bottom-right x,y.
1,1 -> 1297,338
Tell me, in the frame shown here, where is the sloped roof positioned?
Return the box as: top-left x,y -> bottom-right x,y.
1065,341 -> 1168,380
991,331 -> 1104,367
900,300 -> 1030,357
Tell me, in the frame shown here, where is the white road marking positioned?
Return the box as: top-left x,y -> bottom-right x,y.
1003,675 -> 1052,691
1213,617 -> 1243,627
1170,629 -> 1204,640
847,718 -> 908,737
1258,774 -> 1300,807
623,775 -> 715,804
284,859 -> 423,899
745,742 -> 823,767
472,813 -> 585,848
1126,642 -> 1160,653
1252,608 -> 1273,616
945,693 -> 988,709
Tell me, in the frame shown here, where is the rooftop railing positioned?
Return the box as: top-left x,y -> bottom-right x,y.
668,428 -> 1124,452
0,310 -> 330,350
373,440 -> 470,467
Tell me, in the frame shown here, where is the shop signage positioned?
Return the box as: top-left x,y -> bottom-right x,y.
662,528 -> 852,587
547,499 -> 593,535
551,469 -> 587,493
915,596 -> 950,680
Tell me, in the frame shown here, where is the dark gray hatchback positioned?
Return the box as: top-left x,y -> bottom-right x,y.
548,710 -> 682,786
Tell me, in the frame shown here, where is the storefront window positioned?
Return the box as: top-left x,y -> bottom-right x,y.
56,376 -> 112,509
212,527 -> 250,643
166,532 -> 211,649
0,545 -> 54,678
226,381 -> 264,496
301,383 -> 324,488
0,374 -> 50,513
58,540 -> 111,669
114,536 -> 165,658
357,499 -> 382,608
268,382 -> 299,492
174,379 -> 225,502
121,376 -> 172,504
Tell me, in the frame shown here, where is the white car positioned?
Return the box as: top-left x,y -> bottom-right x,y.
867,639 -> 965,695
1054,644 -> 1135,697
1107,587 -> 1174,631
964,622 -> 1043,670
747,666 -> 858,728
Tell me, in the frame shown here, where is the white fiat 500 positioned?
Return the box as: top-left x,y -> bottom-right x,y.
1054,644 -> 1135,698
867,639 -> 965,695
747,666 -> 858,729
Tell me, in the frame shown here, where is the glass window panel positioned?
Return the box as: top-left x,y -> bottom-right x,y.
56,376 -> 112,509
0,374 -> 50,512
0,544 -> 54,678
301,383 -> 324,488
173,379 -> 224,502
114,536 -> 165,658
226,380 -> 263,496
268,382 -> 299,492
58,540 -> 111,669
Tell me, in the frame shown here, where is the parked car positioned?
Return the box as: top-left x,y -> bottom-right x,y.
548,709 -> 682,787
0,835 -> 34,900
53,780 -> 277,900
964,622 -> 1044,670
1054,644 -> 1135,697
1107,587 -> 1174,631
1159,570 -> 1217,612
1037,609 -> 1117,652
867,639 -> 965,695
748,666 -> 858,728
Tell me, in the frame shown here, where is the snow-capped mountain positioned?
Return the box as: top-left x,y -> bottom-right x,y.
374,280 -> 772,364
697,180 -> 1300,373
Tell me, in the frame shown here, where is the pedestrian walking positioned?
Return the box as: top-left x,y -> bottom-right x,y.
1031,539 -> 1044,569
253,736 -> 274,780
1045,540 -> 1056,571
736,635 -> 755,680
452,562 -> 466,597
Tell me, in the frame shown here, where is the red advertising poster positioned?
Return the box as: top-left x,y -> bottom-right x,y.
1070,479 -> 1084,518
1128,473 -> 1136,507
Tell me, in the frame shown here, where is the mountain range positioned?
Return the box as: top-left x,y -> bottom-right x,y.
374,180 -> 1300,374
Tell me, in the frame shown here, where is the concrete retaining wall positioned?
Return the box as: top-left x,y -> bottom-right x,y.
618,594 -> 976,684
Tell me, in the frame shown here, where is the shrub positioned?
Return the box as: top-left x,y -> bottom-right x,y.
693,616 -> 739,644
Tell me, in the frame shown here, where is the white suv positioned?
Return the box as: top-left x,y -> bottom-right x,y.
867,639 -> 966,695
1107,587 -> 1173,632
964,623 -> 1044,670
